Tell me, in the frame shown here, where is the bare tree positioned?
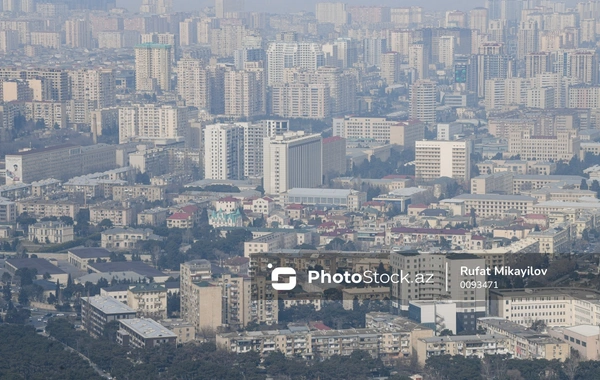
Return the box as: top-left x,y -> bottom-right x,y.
563,352 -> 581,380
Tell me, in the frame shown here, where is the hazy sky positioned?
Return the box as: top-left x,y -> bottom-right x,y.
116,0 -> 486,14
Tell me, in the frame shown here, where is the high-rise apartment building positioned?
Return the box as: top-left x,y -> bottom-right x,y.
469,8 -> 488,33
266,42 -> 324,85
203,123 -> 244,180
263,132 -> 322,195
215,0 -> 244,18
415,140 -> 471,182
140,0 -> 173,14
177,58 -> 210,110
118,104 -> 188,143
380,52 -> 400,85
410,80 -> 437,125
438,36 -> 455,68
135,43 -> 172,92
224,62 -> 266,118
68,69 -> 116,109
569,50 -> 598,85
270,83 -> 330,119
525,52 -> 552,78
65,19 -> 93,49
0,68 -> 69,101
408,43 -> 428,81
315,2 -> 348,26
517,19 -> 539,60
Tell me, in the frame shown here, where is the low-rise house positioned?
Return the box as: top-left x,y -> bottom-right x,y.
28,221 -> 74,244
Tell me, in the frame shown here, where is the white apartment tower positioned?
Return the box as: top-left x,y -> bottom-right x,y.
135,43 -> 172,92
380,52 -> 400,85
410,80 -> 437,125
140,0 -> 173,13
177,58 -> 210,110
469,8 -> 489,33
118,104 -> 188,144
415,140 -> 471,182
266,42 -> 324,85
438,36 -> 455,68
204,124 -> 245,180
263,132 -> 322,195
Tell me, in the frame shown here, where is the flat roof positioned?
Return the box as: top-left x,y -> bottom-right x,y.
286,188 -> 353,197
6,144 -> 78,157
120,318 -> 177,339
453,194 -> 536,201
88,261 -> 166,278
5,258 -> 66,275
68,247 -> 112,259
84,295 -> 136,315
564,325 -> 600,337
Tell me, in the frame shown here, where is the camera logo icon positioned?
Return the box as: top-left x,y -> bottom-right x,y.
268,263 -> 297,290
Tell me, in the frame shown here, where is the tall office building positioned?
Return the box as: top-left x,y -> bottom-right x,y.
215,0 -> 244,18
477,43 -> 512,98
469,8 -> 489,34
179,18 -> 197,46
410,80 -> 437,125
68,69 -> 116,109
263,132 -> 322,195
118,104 -> 188,144
224,62 -> 266,118
266,42 -> 324,85
315,2 -> 348,26
177,58 -> 210,110
415,140 -> 471,182
65,19 -> 93,49
135,43 -> 172,92
203,123 -> 244,180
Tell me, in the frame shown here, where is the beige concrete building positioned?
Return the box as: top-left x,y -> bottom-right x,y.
117,318 -> 176,349
135,43 -> 172,92
508,130 -> 579,161
528,227 -> 570,256
118,104 -> 188,144
415,140 -> 470,182
159,319 -> 196,344
470,172 -> 513,194
28,221 -> 74,244
478,318 -> 569,362
90,203 -> 136,226
127,283 -> 167,320
29,32 -> 60,49
177,57 -> 210,110
451,194 -> 536,218
101,227 -> 157,250
112,185 -> 165,202
415,334 -> 510,366
549,325 -> 600,360
137,207 -> 169,226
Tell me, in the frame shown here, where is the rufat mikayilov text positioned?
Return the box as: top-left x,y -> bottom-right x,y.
308,270 -> 435,285
461,265 -> 548,278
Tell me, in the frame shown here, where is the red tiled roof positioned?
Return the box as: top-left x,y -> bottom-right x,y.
525,214 -> 547,220
408,203 -> 428,209
180,205 -> 199,214
168,212 -> 192,220
286,204 -> 306,210
323,136 -> 344,144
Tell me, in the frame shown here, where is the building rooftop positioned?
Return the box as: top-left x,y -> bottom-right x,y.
84,295 -> 136,315
5,258 -> 66,275
128,283 -> 166,293
68,247 -> 112,259
563,325 -> 600,337
120,318 -> 177,339
453,194 -> 537,201
88,261 -> 166,278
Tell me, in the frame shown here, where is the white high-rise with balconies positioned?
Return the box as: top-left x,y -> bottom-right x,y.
263,132 -> 322,195
177,58 -> 210,110
415,140 -> 471,182
204,123 -> 245,180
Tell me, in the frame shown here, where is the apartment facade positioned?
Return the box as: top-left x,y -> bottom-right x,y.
415,140 -> 471,182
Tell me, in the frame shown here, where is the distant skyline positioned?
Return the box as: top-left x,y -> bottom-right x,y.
116,0 -> 487,14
